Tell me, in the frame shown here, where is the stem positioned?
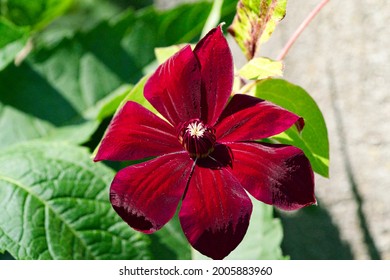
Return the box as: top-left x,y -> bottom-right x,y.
240,79 -> 258,95
276,0 -> 330,61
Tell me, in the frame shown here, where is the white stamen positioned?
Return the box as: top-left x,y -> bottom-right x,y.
186,122 -> 206,138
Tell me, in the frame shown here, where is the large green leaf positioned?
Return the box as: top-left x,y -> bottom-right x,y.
228,0 -> 287,60
193,197 -> 285,259
0,141 -> 151,260
256,79 -> 329,177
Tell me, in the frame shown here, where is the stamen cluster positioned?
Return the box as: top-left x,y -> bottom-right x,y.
178,119 -> 216,158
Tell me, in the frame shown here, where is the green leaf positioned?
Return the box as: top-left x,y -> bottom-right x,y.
154,45 -> 187,65
0,141 -> 151,260
255,79 -> 329,177
192,197 -> 285,259
91,75 -> 155,159
1,0 -> 73,31
84,84 -> 133,121
201,0 -> 224,37
40,121 -> 99,144
0,103 -> 52,149
0,17 -> 29,70
228,0 -> 287,60
150,214 -> 191,260
0,103 -> 98,150
239,57 -> 283,80
119,75 -> 155,112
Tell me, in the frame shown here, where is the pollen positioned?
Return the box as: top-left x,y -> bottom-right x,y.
186,122 -> 206,138
178,119 -> 216,158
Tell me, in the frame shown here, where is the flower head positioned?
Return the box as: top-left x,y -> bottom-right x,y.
94,26 -> 316,259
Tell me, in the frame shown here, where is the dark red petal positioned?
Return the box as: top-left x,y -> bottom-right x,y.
110,152 -> 194,233
94,101 -> 182,162
215,94 -> 303,142
194,26 -> 234,125
144,45 -> 201,126
179,163 -> 252,259
228,142 -> 316,211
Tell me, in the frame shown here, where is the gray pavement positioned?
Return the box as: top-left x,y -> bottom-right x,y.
264,0 -> 390,260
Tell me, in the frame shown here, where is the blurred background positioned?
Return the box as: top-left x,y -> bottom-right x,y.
159,0 -> 390,259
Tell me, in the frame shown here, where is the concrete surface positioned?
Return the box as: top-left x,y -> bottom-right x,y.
264,0 -> 390,260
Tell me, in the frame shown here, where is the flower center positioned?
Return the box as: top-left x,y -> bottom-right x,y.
178,119 -> 216,158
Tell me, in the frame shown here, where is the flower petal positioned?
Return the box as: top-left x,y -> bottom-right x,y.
215,94 -> 302,142
144,45 -> 201,126
228,142 -> 316,211
94,101 -> 182,162
179,162 -> 252,259
194,26 -> 233,125
110,152 -> 194,233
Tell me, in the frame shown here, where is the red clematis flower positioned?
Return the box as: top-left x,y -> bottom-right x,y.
94,26 -> 316,259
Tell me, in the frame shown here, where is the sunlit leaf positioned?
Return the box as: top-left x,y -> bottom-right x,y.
155,45 -> 187,65
256,79 -> 329,177
239,57 -> 283,80
228,0 -> 287,60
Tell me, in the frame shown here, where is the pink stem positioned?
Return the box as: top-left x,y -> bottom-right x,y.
277,0 -> 330,61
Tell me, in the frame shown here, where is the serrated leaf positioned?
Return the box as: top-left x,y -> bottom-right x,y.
193,197 -> 285,259
0,17 -> 29,70
239,57 -> 283,80
228,0 -> 287,60
256,79 -> 329,177
0,141 -> 151,260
